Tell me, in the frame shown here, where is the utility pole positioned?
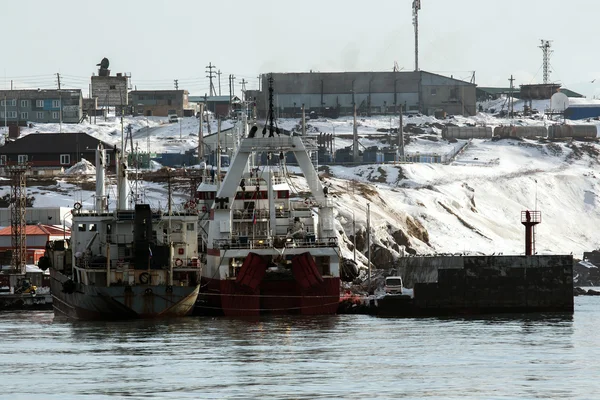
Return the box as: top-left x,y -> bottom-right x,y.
228,74 -> 232,107
204,93 -> 211,135
398,104 -> 404,162
239,78 -> 247,101
228,74 -> 236,110
217,70 -> 222,96
231,74 -> 236,99
56,72 -> 63,133
413,0 -> 421,72
353,104 -> 359,163
509,75 -> 515,118
206,62 -> 217,97
198,103 -> 205,162
174,79 -> 178,90
367,203 -> 371,289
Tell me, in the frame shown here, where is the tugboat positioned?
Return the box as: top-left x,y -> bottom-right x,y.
196,75 -> 341,316
40,144 -> 201,320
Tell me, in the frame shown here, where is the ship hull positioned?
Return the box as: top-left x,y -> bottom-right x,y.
195,276 -> 340,317
50,270 -> 199,320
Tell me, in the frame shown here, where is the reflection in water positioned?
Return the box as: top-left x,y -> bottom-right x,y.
0,301 -> 598,399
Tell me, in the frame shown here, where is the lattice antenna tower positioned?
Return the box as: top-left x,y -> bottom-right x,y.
539,40 -> 553,84
7,164 -> 30,274
413,0 -> 421,71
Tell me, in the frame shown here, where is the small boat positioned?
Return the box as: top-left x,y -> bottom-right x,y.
40,144 -> 201,320
196,75 -> 341,316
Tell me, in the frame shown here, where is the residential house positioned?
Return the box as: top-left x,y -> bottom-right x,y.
189,95 -> 241,117
129,90 -> 193,117
0,89 -> 83,125
0,132 -> 117,173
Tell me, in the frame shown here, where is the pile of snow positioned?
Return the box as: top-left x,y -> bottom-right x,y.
64,158 -> 96,175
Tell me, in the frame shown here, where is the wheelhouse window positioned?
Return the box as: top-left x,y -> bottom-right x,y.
78,224 -> 86,232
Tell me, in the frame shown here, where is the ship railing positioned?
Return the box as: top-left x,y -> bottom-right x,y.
232,209 -> 290,220
213,236 -> 338,250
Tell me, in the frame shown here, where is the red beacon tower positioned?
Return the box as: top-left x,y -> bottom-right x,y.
521,210 -> 541,256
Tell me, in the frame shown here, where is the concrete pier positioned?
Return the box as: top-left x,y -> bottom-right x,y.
377,255 -> 574,316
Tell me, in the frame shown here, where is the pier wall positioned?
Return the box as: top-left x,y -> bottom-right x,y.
409,255 -> 574,313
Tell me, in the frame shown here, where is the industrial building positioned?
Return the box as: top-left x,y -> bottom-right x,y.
246,71 -> 476,117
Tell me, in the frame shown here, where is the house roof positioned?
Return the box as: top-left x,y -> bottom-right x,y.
0,224 -> 70,236
559,88 -> 584,98
129,90 -> 189,95
0,132 -> 117,155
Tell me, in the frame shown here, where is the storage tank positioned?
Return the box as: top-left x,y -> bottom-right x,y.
442,126 -> 492,139
548,124 -> 597,139
493,126 -> 547,138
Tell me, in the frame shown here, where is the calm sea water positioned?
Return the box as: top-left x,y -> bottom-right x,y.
1,297 -> 600,400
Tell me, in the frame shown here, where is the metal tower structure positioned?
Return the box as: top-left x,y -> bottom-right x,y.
521,210 -> 541,256
7,164 -> 30,273
539,40 -> 553,84
413,0 -> 421,71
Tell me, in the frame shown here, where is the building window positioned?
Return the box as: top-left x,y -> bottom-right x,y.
20,112 -> 28,120
430,88 -> 437,96
168,99 -> 172,106
36,100 -> 44,108
36,111 -> 44,119
110,85 -> 116,90
52,112 -> 59,119
0,156 -> 6,165
1,99 -> 16,106
105,153 -> 111,165
18,155 -> 28,163
60,154 -> 70,165
7,111 -> 17,118
20,100 -> 29,107
0,111 -> 3,118
52,100 -> 60,108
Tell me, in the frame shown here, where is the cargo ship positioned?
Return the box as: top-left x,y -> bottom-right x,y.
40,144 -> 201,320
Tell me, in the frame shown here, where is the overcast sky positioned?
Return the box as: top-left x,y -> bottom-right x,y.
3,0 -> 599,98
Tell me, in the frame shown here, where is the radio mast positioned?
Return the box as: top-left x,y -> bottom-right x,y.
413,0 -> 421,71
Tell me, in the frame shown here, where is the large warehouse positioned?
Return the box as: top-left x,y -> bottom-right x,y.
246,71 -> 476,117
